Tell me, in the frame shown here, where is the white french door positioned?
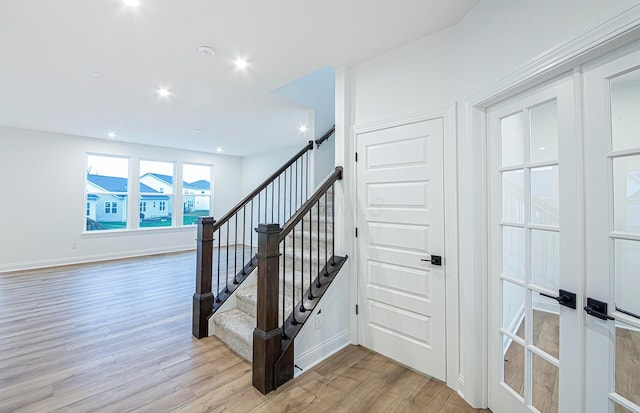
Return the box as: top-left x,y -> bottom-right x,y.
488,76 -> 582,413
489,42 -> 640,413
583,45 -> 640,413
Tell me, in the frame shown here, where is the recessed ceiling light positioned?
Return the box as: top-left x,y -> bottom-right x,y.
233,58 -> 249,70
216,147 -> 223,153
199,45 -> 215,57
539,146 -> 546,150
92,71 -> 103,79
195,128 -> 203,132
107,131 -> 116,138
298,125 -> 308,133
157,87 -> 172,98
122,0 -> 141,7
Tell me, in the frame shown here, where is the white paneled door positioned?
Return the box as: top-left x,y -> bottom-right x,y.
356,118 -> 446,381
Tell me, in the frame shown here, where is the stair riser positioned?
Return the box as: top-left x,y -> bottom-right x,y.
285,229 -> 333,245
236,285 -> 304,320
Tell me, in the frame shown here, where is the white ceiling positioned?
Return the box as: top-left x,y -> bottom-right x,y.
0,0 -> 478,156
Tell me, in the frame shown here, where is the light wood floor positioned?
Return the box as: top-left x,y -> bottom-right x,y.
0,252 -> 488,412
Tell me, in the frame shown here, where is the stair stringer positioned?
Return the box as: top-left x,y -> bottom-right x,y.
273,255 -> 347,387
292,259 -> 351,376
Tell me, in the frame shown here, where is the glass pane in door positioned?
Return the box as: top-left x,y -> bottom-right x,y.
610,69 -> 640,152
532,353 -> 559,413
531,229 -> 560,292
503,226 -> 525,282
503,170 -> 525,223
530,99 -> 559,164
615,320 -> 640,407
502,113 -> 524,167
616,403 -> 636,413
503,335 -> 525,398
531,165 -> 560,226
532,299 -> 560,359
503,280 -> 525,339
612,155 -> 640,234
614,239 -> 640,318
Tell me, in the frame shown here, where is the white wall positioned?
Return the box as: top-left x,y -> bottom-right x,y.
0,126 -> 242,272
352,0 -> 640,124
342,0 -> 640,407
240,144 -> 303,196
314,137 -> 335,187
294,262 -> 351,374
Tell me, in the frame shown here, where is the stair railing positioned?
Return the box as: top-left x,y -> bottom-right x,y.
314,125 -> 335,148
193,140 -> 314,338
253,166 -> 347,393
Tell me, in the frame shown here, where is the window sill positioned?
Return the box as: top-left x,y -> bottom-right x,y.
81,225 -> 197,238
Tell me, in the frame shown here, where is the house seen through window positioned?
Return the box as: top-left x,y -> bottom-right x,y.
139,160 -> 174,228
86,155 -> 129,231
183,163 -> 212,225
85,155 -> 212,231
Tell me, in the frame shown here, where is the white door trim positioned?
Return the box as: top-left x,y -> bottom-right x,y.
352,105 -> 459,390
460,5 -> 640,409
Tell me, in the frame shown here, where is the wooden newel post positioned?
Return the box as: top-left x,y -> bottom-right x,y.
193,216 -> 215,339
253,223 -> 282,394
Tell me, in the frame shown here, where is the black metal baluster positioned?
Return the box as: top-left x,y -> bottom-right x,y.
306,151 -> 309,201
233,214 -> 238,283
282,238 -> 287,338
300,216 -> 306,312
295,160 -> 298,215
250,199 -> 254,253
225,221 -> 230,292
217,228 -> 222,301
271,181 -> 274,223
309,206 -> 315,298
331,184 -> 335,265
324,192 -> 329,276
291,223 -> 298,325
289,166 -> 292,221
316,200 -> 322,288
242,205 -> 246,275
258,192 -> 261,226
278,175 -> 281,225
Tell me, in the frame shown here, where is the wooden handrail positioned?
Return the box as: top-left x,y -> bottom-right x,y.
279,166 -> 342,242
212,140 -> 314,231
314,125 -> 335,148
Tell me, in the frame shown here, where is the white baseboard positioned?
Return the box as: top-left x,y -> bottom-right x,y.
0,245 -> 196,274
294,330 -> 350,377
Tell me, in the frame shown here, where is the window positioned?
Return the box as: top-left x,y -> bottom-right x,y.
104,202 -> 118,214
86,155 -> 129,231
183,163 -> 212,225
84,155 -> 212,230
139,160 -> 174,228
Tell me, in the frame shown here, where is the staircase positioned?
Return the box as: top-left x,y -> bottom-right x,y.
211,197 -> 332,362
192,127 -> 347,394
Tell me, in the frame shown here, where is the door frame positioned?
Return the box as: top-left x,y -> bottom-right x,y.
351,105 -> 459,389
459,6 -> 640,410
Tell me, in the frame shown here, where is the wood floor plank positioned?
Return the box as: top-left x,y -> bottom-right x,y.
0,251 -> 489,412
